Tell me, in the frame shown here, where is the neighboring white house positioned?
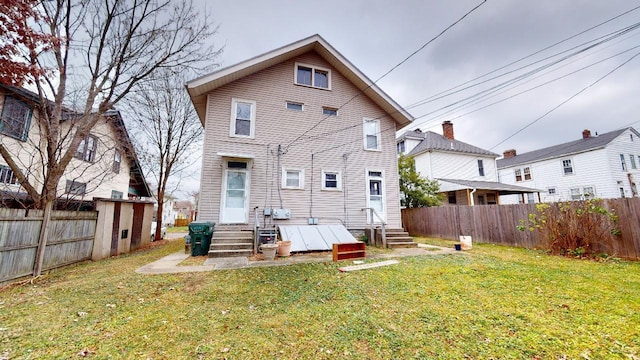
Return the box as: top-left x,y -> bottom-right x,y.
497,128 -> 640,204
186,34 -> 412,236
398,121 -> 539,205
0,84 -> 151,208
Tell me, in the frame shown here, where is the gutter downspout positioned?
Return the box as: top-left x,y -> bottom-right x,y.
470,188 -> 477,206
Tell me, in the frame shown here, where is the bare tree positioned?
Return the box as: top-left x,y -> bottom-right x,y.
0,0 -> 221,275
126,69 -> 205,240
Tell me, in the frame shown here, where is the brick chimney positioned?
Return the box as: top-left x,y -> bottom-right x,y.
503,149 -> 517,159
442,121 -> 454,140
582,129 -> 591,139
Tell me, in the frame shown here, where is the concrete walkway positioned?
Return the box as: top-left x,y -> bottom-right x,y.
136,243 -> 460,274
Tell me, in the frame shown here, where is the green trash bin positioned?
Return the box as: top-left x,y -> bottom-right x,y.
189,221 -> 214,256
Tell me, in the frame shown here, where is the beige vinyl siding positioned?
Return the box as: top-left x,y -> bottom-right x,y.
199,51 -> 402,229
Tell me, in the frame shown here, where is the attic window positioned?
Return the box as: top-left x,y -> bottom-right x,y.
295,63 -> 331,90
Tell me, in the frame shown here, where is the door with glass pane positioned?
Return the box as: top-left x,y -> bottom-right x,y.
366,171 -> 386,223
221,161 -> 249,223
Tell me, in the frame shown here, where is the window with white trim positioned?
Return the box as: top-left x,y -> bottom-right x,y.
397,141 -> 405,155
75,134 -> 98,163
620,154 -> 627,171
230,99 -> 256,138
295,63 -> 330,89
363,118 -> 380,151
322,171 -> 341,190
322,107 -> 338,116
547,187 -> 556,195
0,96 -> 32,141
65,180 -> 87,195
570,188 -> 581,200
113,150 -> 121,173
514,169 -> 522,182
0,165 -> 18,185
583,186 -> 595,199
286,102 -> 303,111
632,154 -> 638,169
282,168 -> 304,189
477,159 -> 485,177
523,167 -> 532,180
562,159 -> 573,175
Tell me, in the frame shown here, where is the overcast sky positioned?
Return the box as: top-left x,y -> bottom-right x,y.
176,0 -> 640,197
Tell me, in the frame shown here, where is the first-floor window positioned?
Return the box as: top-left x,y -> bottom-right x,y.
282,168 -> 304,189
583,186 -> 595,199
0,165 -> 18,185
322,171 -> 341,190
570,188 -> 581,200
111,190 -> 123,199
66,180 -> 87,195
548,187 -> 557,195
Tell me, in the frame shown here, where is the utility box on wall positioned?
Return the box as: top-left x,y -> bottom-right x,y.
272,208 -> 291,219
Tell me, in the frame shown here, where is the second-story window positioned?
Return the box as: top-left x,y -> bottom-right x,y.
0,165 -> 18,185
562,159 -> 573,175
523,167 -> 532,180
630,154 -> 637,169
620,154 -> 627,171
514,169 -> 522,182
477,159 -> 485,177
230,98 -> 256,138
113,150 -> 121,173
363,118 -> 380,151
397,141 -> 405,155
0,96 -> 33,141
75,134 -> 98,162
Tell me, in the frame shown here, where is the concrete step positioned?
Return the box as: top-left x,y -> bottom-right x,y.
208,249 -> 253,258
386,236 -> 415,243
387,242 -> 419,249
210,242 -> 253,250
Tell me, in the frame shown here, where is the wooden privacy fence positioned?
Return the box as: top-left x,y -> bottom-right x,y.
402,198 -> 640,260
0,208 -> 97,283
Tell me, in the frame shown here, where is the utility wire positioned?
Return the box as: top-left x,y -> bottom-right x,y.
283,0 -> 487,151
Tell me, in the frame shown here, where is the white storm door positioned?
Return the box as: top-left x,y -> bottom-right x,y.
366,170 -> 386,223
221,162 -> 249,223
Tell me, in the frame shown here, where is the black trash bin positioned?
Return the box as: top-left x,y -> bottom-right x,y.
189,222 -> 214,256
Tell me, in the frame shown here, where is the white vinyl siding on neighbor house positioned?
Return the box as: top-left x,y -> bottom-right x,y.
230,98 -> 256,138
413,151 -> 498,183
499,128 -> 640,204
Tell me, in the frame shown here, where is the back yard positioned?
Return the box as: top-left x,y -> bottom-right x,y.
1,238 -> 639,359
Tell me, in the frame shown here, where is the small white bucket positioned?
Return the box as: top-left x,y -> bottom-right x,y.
459,236 -> 472,250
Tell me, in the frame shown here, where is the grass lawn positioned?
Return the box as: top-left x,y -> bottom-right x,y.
1,239 -> 639,359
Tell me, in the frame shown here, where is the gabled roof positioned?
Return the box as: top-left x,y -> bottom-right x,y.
438,178 -> 541,195
497,128 -> 637,169
186,34 -> 413,128
406,130 -> 499,157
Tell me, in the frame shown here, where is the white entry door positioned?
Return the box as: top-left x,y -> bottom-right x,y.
221,161 -> 249,223
366,170 -> 386,223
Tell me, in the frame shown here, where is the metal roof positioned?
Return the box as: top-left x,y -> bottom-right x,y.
186,34 -> 413,128
406,131 -> 500,157
438,178 -> 541,195
497,128 -> 637,169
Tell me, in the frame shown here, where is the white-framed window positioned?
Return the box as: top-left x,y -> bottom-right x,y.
514,169 -> 522,182
286,101 -> 303,111
322,170 -> 341,191
477,159 -> 485,177
0,165 -> 18,185
0,96 -> 32,141
547,187 -> 556,195
75,134 -> 98,163
230,98 -> 256,138
397,141 -> 405,155
526,193 -> 535,204
113,150 -> 121,173
562,159 -> 573,175
295,63 -> 331,90
523,167 -> 532,181
583,186 -> 595,199
282,168 -> 304,189
631,154 -> 637,169
620,154 -> 627,171
65,180 -> 87,195
322,107 -> 338,116
363,118 -> 381,151
570,188 -> 581,200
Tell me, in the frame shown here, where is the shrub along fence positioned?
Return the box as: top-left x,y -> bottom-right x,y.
401,197 -> 640,260
0,208 -> 97,283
